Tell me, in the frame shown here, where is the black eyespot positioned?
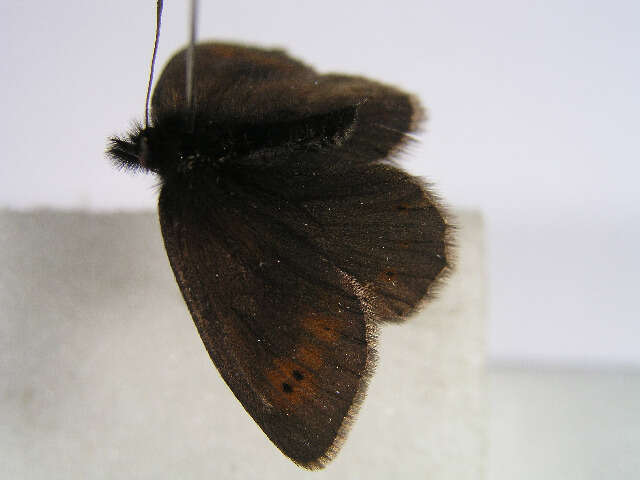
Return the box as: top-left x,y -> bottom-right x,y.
282,382 -> 293,393
293,370 -> 304,381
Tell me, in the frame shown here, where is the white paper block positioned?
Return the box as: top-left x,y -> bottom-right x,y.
0,209 -> 485,479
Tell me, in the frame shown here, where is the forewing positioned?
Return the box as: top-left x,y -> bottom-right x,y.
158,184 -> 373,468
151,42 -> 422,164
151,42 -> 315,121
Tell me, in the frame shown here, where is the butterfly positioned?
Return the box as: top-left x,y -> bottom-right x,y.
107,41 -> 450,469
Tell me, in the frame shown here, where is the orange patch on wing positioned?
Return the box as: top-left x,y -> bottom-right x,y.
292,343 -> 325,370
264,357 -> 315,410
376,268 -> 400,287
301,315 -> 342,343
396,198 -> 430,216
384,269 -> 397,280
395,203 -> 411,215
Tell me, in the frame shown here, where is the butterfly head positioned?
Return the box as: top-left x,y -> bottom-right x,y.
107,115 -> 229,181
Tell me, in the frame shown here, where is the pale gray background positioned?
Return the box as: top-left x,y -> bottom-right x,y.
2,0 -> 638,367
0,210 -> 486,479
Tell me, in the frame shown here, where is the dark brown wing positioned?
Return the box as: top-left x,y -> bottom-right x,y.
151,42 -> 315,121
310,165 -> 449,320
158,159 -> 448,466
151,42 -> 422,163
227,160 -> 450,322
153,42 -> 449,468
159,184 -> 374,469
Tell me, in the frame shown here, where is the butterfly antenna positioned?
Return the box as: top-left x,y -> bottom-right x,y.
145,0 -> 164,130
186,0 -> 199,132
